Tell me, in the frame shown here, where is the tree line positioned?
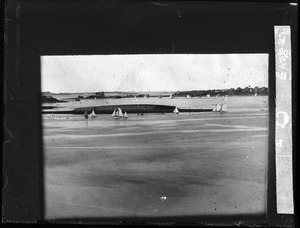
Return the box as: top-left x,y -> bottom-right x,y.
173,86 -> 268,97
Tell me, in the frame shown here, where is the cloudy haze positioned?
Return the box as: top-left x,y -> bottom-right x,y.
41,54 -> 268,93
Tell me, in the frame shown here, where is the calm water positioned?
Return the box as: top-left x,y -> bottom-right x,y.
43,96 -> 268,219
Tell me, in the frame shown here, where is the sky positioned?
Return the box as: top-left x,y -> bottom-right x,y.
41,54 -> 268,93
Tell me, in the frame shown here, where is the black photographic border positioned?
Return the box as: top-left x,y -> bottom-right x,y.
3,0 -> 297,226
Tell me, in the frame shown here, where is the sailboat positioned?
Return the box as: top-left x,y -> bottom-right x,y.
220,104 -> 228,113
123,112 -> 128,118
173,107 -> 179,114
91,110 -> 97,118
212,104 -> 217,112
111,109 -> 116,117
216,104 -> 222,112
118,107 -> 123,117
112,107 -> 123,118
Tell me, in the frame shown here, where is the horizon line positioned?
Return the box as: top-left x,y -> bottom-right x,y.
42,86 -> 268,94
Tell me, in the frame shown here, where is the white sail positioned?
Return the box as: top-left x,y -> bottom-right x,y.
117,108 -> 123,117
212,105 -> 217,112
124,112 -> 128,118
216,104 -> 222,112
91,110 -> 96,117
173,107 -> 179,114
112,110 -> 116,117
221,104 -> 227,112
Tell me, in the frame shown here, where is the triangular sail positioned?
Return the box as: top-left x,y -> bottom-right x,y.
212,105 -> 217,112
91,110 -> 96,117
216,104 -> 222,112
173,107 -> 179,114
124,112 -> 128,118
118,107 -> 123,117
221,104 -> 227,112
112,109 -> 116,117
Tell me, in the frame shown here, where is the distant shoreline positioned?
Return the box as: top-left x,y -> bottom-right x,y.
42,87 -> 268,95
42,87 -> 268,102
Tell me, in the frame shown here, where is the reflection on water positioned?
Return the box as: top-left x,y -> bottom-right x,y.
114,119 -> 120,126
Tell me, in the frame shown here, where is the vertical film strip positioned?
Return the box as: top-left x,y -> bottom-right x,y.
274,26 -> 294,214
